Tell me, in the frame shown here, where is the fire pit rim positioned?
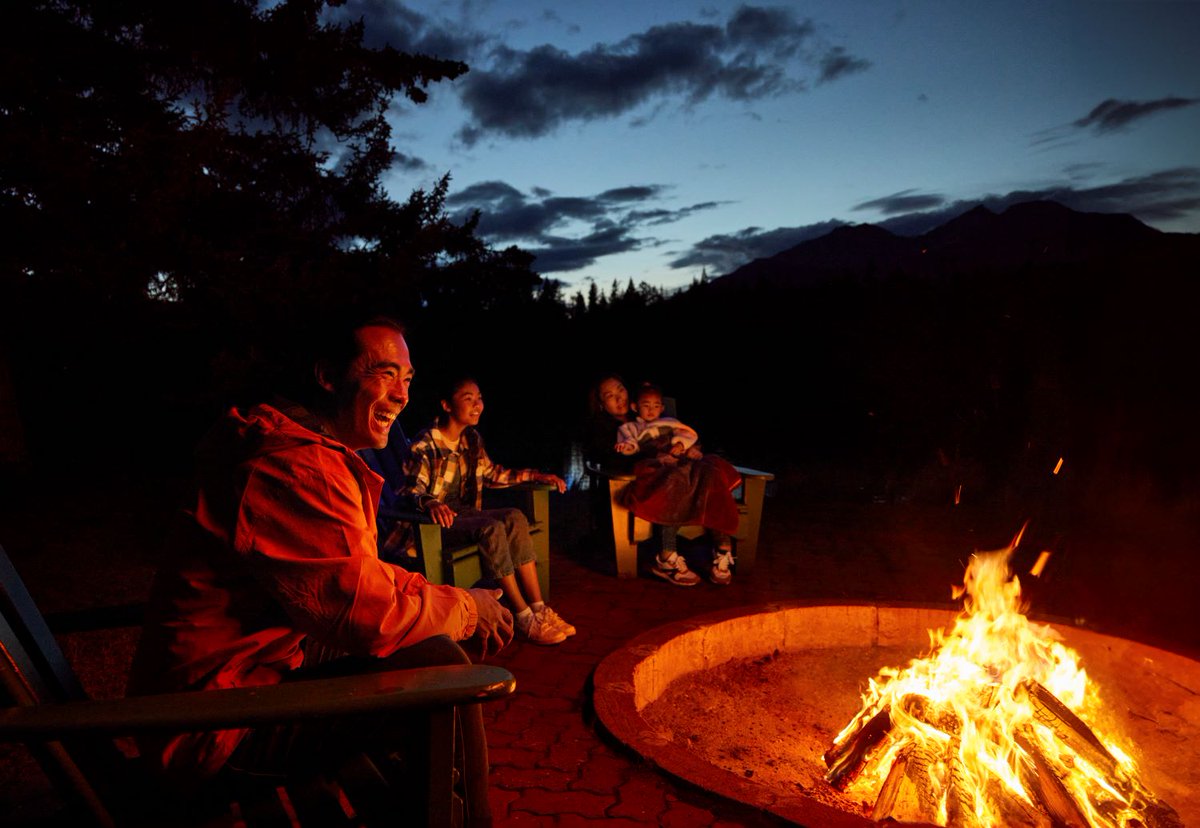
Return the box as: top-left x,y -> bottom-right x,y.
592,599 -> 1200,827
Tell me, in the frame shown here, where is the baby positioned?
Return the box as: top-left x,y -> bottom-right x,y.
615,383 -> 701,459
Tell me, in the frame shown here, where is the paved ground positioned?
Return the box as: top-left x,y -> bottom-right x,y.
2,468 -> 1198,826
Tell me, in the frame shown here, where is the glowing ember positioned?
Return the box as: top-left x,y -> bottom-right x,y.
825,532 -> 1181,827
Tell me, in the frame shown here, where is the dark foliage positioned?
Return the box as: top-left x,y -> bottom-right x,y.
1,0 -> 542,470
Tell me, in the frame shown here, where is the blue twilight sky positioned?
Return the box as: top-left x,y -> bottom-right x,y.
323,0 -> 1200,291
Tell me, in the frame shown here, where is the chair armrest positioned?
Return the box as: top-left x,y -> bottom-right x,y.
584,461 -> 634,482
378,505 -> 435,525
505,481 -> 556,491
733,465 -> 775,481
587,460 -> 772,483
380,481 -> 553,524
0,664 -> 514,740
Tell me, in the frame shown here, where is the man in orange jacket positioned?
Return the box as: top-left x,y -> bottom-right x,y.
130,317 -> 511,821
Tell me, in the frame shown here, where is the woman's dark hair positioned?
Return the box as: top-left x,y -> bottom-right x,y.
589,373 -> 626,418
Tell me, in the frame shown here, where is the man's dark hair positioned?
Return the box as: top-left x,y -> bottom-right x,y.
317,315 -> 406,379
279,313 -> 406,408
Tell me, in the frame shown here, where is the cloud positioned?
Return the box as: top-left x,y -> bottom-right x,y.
454,5 -> 868,144
817,46 -> 871,84
1073,97 -> 1200,133
323,0 -> 487,60
525,226 -> 644,273
867,167 -> 1200,235
1034,96 -> 1200,148
669,220 -> 847,274
394,151 -> 430,172
446,180 -> 724,273
852,190 -> 946,215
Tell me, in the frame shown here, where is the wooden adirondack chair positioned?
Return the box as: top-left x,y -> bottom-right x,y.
0,543 -> 515,827
361,422 -> 553,600
587,461 -> 773,579
585,398 -> 773,579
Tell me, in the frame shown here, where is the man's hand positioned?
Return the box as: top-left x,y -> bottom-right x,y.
467,588 -> 513,659
427,502 -> 456,527
535,472 -> 567,493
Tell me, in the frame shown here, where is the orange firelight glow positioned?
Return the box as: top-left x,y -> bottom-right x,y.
828,534 -> 1176,826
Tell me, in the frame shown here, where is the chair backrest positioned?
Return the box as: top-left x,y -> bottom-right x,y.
1,543 -> 123,827
0,543 -> 85,705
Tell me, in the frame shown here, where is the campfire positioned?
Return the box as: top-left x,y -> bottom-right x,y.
823,531 -> 1182,827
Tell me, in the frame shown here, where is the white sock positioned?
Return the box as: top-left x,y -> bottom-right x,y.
531,601 -> 545,613
516,607 -> 533,625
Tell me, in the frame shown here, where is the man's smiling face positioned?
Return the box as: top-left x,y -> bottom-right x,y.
325,325 -> 413,450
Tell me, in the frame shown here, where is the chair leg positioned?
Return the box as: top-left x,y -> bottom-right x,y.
426,707 -> 459,828
606,479 -> 639,579
734,475 -> 769,575
527,488 -> 551,601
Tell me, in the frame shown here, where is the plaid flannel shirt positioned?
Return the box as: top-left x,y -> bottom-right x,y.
400,426 -> 535,512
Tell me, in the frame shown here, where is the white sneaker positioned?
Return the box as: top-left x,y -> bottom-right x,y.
651,552 -> 701,586
517,609 -> 567,645
537,606 -> 576,637
710,548 -> 735,585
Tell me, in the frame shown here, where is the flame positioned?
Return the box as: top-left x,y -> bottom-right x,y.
830,537 -> 1165,827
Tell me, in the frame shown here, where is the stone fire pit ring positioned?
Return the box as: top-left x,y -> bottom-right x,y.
592,601 -> 1200,827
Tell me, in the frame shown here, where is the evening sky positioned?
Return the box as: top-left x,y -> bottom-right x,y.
324,0 -> 1200,289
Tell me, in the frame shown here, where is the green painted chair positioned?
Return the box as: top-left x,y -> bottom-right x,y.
586,398 -> 773,579
362,422 -> 554,600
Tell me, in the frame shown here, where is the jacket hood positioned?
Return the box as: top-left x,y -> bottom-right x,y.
197,401 -> 350,470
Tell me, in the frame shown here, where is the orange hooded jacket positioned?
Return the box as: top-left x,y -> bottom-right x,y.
130,403 -> 478,777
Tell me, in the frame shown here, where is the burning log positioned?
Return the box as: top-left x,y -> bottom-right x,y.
823,545 -> 1182,828
1016,728 -> 1091,828
1020,680 -> 1120,780
1129,796 -> 1184,828
945,735 -> 980,828
905,741 -> 941,819
823,705 -> 891,790
900,692 -> 960,735
983,777 -> 1050,828
870,747 -> 909,822
1018,681 -> 1182,827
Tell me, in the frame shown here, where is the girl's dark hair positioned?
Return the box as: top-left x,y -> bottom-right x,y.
435,376 -> 478,427
633,381 -> 663,401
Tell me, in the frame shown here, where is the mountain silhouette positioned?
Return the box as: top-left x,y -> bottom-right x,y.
714,200 -> 1194,290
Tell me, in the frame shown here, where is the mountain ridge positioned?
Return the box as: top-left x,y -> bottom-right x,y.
712,200 -> 1197,290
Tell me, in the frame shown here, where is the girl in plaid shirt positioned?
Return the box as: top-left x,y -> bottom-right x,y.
401,378 -> 575,646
